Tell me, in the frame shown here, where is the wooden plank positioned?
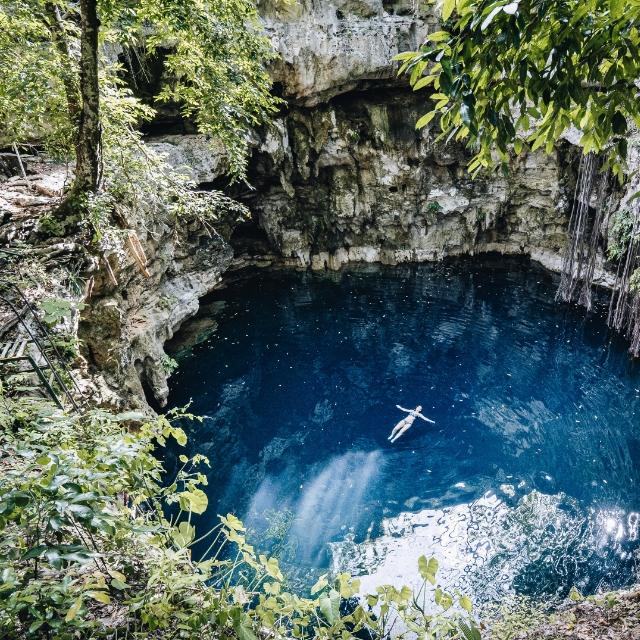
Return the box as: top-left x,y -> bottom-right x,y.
0,341 -> 12,359
14,338 -> 28,358
7,336 -> 22,358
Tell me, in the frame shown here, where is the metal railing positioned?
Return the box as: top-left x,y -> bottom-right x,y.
0,270 -> 80,411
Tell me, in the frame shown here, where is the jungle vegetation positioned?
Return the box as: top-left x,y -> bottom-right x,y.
0,0 -> 279,216
2,0 -> 640,637
400,0 -> 640,180
0,396 -> 480,638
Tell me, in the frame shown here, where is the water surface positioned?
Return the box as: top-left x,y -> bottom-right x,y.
166,257 -> 640,603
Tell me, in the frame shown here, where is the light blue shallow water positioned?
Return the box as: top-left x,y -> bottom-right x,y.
166,257 -> 640,603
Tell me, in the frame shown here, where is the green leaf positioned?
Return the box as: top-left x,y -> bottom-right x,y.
22,545 -> 47,560
426,30 -> 451,42
443,0 -> 456,20
459,621 -> 482,640
610,0 -> 625,18
418,555 -> 439,584
416,111 -> 437,129
319,589 -> 341,625
260,555 -> 283,581
221,513 -> 245,531
311,574 -> 328,595
65,596 -> 83,622
67,504 -> 93,518
393,51 -> 418,61
413,76 -> 435,91
87,590 -> 111,604
178,488 -> 208,515
170,427 -> 188,446
172,521 -> 195,548
234,618 -> 259,640
459,594 -> 473,612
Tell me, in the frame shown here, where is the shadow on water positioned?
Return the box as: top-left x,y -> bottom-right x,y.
165,255 -> 640,603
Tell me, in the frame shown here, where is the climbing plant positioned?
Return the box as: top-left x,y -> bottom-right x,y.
398,0 -> 640,180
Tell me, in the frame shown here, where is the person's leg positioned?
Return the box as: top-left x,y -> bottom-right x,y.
390,422 -> 410,443
391,417 -> 416,443
388,418 -> 406,439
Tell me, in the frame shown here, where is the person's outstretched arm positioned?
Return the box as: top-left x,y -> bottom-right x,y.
417,413 -> 435,423
396,405 -> 411,413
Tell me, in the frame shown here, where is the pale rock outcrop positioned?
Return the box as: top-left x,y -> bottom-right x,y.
89,0 -> 578,407
147,134 -> 229,184
80,208 -> 233,408
263,0 -> 437,104
242,89 -> 570,272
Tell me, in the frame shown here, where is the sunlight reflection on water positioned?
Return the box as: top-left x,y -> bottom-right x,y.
329,494 -> 640,607
244,450 -> 383,566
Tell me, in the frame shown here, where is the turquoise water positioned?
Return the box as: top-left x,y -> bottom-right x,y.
166,257 -> 640,604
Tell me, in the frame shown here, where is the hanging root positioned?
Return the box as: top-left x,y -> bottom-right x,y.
557,152 -> 640,357
578,171 -> 610,310
556,153 -> 598,306
126,230 -> 151,278
607,202 -> 640,355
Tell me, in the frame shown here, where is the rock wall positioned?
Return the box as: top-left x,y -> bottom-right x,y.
242,88 -> 569,272
79,210 -> 234,408
86,0 -> 579,408
262,0 -> 436,104
153,2 -> 574,277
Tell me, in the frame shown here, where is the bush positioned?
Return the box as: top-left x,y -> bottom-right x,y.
607,209 -> 634,261
0,396 -> 480,638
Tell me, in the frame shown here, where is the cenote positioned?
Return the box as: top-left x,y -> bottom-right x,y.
165,256 -> 640,607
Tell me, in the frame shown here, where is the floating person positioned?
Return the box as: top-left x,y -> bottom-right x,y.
388,405 -> 435,443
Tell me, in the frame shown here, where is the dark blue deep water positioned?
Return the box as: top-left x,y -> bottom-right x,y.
166,257 -> 640,605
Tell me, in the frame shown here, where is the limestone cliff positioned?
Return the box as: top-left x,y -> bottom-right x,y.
242,88 -> 570,272
0,0 -> 592,410
99,0 -> 581,407
155,1 -> 575,278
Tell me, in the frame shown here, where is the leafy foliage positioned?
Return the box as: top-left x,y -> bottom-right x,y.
0,0 -> 280,178
0,2 -> 74,157
0,394 -> 480,638
130,0 -> 280,176
86,111 -> 250,247
607,208 -> 634,260
398,0 -> 640,179
39,298 -> 85,327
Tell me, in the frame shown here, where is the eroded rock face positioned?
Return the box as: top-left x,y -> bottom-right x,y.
241,88 -> 569,273
146,135 -> 229,184
80,212 -> 233,408
263,0 -> 436,104
100,1 -> 575,408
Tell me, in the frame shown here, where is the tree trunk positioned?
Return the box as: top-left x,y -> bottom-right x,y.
74,0 -> 101,194
44,2 -> 81,129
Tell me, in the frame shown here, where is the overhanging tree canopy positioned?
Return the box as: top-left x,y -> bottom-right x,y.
398,0 -> 640,180
0,0 -> 280,196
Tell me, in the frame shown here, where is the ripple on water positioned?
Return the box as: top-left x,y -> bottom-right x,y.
166,257 -> 640,602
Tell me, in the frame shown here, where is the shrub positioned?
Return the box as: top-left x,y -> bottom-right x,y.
0,396 -> 480,638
